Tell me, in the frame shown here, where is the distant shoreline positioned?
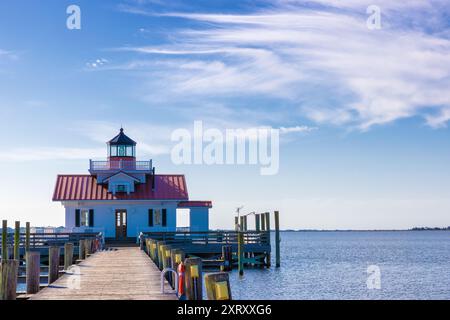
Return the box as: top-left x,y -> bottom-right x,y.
279,228 -> 450,232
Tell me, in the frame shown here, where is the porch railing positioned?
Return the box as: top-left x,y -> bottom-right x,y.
142,231 -> 270,246
0,232 -> 103,250
89,159 -> 153,171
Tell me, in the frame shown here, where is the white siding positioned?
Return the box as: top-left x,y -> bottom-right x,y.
64,201 -> 178,238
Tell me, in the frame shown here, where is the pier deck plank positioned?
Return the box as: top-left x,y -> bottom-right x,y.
30,247 -> 177,300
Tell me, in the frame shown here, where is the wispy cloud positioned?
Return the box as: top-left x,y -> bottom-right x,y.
85,58 -> 109,69
0,147 -> 105,162
279,126 -> 317,134
116,1 -> 450,130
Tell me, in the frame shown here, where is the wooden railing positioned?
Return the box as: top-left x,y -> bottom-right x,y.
142,231 -> 269,246
90,159 -> 153,171
0,232 -> 102,249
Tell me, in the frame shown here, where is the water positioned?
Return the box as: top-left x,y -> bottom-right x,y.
227,231 -> 450,300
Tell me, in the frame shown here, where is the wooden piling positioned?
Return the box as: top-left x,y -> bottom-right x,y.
64,243 -> 74,270
171,249 -> 185,270
243,216 -> 248,231
204,272 -> 232,300
1,220 -> 7,261
26,251 -> 40,294
221,245 -> 233,271
14,221 -> 20,261
25,222 -> 30,251
48,246 -> 60,284
79,239 -> 86,260
239,216 -> 244,231
184,257 -> 203,300
238,232 -> 244,276
0,259 -> 19,300
265,211 -> 271,267
260,213 -> 266,231
234,216 -> 239,231
255,214 -> 261,232
85,239 -> 92,257
275,211 -> 281,267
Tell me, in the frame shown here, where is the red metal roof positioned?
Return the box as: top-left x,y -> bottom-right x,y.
178,201 -> 212,208
53,174 -> 188,201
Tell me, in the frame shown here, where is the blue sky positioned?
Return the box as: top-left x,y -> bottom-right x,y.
1,0 -> 450,229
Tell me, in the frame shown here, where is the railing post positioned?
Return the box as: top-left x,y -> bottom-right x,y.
14,221 -> 20,261
0,259 -> 19,300
79,239 -> 86,260
221,245 -> 232,271
25,222 -> 30,251
275,211 -> 281,268
185,257 -> 203,300
64,243 -> 74,270
265,212 -> 271,268
1,220 -> 7,260
85,239 -> 92,257
26,251 -> 40,294
205,272 -> 232,300
48,245 -> 60,284
260,213 -> 266,231
238,232 -> 244,276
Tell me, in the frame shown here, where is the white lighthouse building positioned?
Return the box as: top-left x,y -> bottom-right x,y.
53,128 -> 212,240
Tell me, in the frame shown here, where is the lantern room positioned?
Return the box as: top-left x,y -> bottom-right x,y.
107,128 -> 136,160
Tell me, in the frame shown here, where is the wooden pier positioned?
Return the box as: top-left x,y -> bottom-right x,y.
29,247 -> 176,300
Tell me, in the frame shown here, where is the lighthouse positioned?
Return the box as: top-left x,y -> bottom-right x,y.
53,128 -> 212,240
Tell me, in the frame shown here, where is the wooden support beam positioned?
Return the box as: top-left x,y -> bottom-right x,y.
220,245 -> 233,271
26,251 -> 40,294
25,222 -> 30,252
184,257 -> 203,300
274,211 -> 281,268
255,214 -> 261,232
1,220 -> 7,261
238,232 -> 244,276
85,239 -> 92,257
205,272 -> 232,300
265,212 -> 271,268
48,246 -> 60,284
64,243 -> 74,270
79,239 -> 86,260
14,221 -> 20,260
0,259 -> 19,300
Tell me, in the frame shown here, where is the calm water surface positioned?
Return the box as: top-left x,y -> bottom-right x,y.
227,231 -> 450,300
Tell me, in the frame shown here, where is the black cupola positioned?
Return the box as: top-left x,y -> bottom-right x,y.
107,128 -> 136,158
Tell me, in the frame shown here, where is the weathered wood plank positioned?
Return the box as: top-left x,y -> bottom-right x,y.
30,247 -> 176,300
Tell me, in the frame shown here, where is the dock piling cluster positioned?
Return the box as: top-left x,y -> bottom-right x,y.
0,220 -> 102,300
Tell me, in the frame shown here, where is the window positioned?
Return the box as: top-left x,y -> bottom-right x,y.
110,146 -> 118,157
154,209 -> 161,225
76,209 -> 94,227
153,209 -> 167,226
117,184 -> 127,193
118,145 -> 126,156
148,209 -> 153,227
